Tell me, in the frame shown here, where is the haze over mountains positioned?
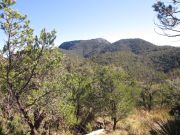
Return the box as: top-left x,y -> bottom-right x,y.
59,38 -> 180,74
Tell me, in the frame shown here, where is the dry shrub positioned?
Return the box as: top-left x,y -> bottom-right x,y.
103,108 -> 170,135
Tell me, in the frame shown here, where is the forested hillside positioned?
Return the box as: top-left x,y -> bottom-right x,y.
0,0 -> 180,135
60,38 -> 180,73
59,38 -> 180,134
60,38 -> 111,58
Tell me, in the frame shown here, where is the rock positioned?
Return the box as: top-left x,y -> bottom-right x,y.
86,129 -> 105,135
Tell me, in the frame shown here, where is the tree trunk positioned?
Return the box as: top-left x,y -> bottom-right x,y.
113,117 -> 117,131
111,100 -> 117,131
30,129 -> 36,135
76,101 -> 80,122
142,93 -> 147,109
55,122 -> 60,135
160,96 -> 165,108
81,108 -> 94,126
148,93 -> 152,112
34,109 -> 46,130
15,96 -> 38,135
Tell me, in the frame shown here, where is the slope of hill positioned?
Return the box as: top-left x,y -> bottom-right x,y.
101,38 -> 157,54
59,38 -> 180,73
60,38 -> 111,58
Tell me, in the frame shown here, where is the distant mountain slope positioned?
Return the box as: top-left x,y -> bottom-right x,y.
60,38 -> 111,58
60,40 -> 81,50
146,47 -> 180,72
101,38 -> 157,54
59,38 -> 180,72
91,51 -> 155,80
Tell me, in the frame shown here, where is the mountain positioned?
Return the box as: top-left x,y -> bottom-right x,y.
59,38 -> 180,73
60,38 -> 111,58
101,38 -> 157,54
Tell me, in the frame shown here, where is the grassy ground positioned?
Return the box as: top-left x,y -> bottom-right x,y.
101,108 -> 169,135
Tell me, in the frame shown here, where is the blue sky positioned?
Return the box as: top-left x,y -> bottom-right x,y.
1,0 -> 180,47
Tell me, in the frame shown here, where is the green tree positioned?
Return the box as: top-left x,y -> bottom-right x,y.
0,0 -> 15,9
0,7 -> 62,135
96,65 -> 139,130
140,71 -> 167,111
167,68 -> 180,116
154,82 -> 172,108
153,0 -> 180,37
64,61 -> 96,133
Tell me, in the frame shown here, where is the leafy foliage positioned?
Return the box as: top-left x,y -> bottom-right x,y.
95,66 -> 140,130
0,5 -> 64,135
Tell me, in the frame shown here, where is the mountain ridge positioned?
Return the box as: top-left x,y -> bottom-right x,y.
59,38 -> 180,72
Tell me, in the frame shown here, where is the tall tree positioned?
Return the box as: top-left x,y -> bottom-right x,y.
153,1 -> 180,116
64,60 -> 97,134
153,0 -> 180,37
96,65 -> 139,130
0,6 -> 62,135
0,0 -> 15,9
140,71 -> 168,111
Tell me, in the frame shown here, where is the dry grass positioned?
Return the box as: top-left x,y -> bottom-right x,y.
102,108 -> 169,135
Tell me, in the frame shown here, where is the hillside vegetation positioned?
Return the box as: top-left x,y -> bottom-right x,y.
59,38 -> 180,73
0,1 -> 180,135
59,38 -> 180,134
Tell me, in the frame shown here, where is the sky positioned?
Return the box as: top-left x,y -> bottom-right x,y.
1,0 -> 180,47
